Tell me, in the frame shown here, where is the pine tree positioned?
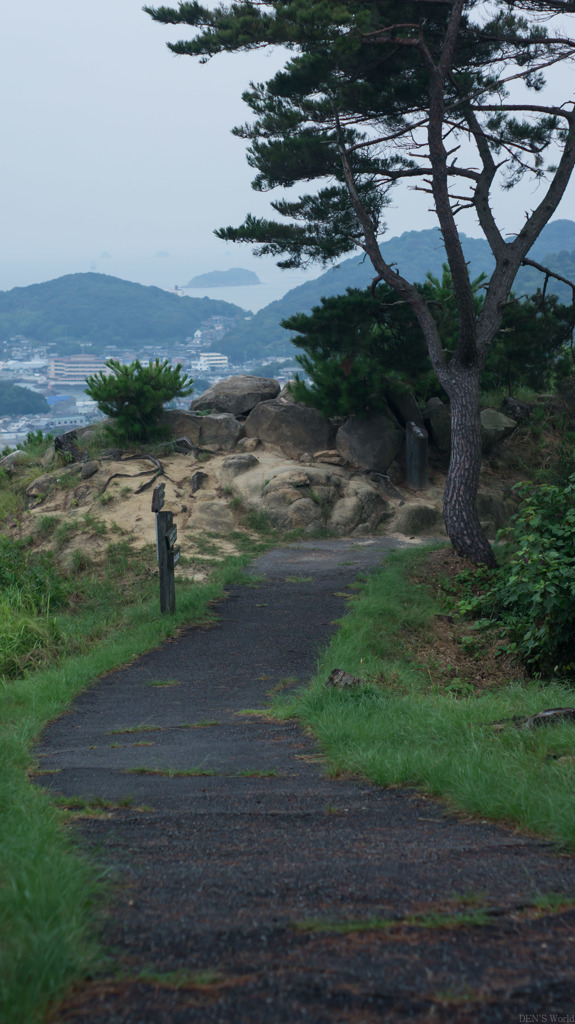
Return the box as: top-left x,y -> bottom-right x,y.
86,359 -> 193,443
145,0 -> 575,563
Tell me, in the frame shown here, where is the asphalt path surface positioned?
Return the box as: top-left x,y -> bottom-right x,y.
36,538 -> 575,1023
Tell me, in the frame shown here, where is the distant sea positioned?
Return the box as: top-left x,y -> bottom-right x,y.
182,277 -> 309,314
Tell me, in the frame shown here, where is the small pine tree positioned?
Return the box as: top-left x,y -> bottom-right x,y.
86,359 -> 193,443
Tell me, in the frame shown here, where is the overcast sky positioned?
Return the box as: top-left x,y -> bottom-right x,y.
2,0 -> 575,307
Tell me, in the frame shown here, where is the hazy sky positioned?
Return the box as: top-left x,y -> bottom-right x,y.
2,0 -> 575,305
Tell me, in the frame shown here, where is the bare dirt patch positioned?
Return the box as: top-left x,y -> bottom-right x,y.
407,548 -> 528,696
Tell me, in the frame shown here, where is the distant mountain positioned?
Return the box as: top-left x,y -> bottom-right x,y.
218,220 -> 575,360
0,273 -> 247,354
186,268 -> 260,288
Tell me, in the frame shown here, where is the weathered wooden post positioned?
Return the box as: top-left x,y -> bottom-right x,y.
152,483 -> 180,614
406,421 -> 428,490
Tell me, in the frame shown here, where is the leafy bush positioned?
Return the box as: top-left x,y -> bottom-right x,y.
86,359 -> 193,443
460,475 -> 575,675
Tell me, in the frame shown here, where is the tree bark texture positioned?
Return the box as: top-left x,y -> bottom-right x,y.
441,365 -> 497,568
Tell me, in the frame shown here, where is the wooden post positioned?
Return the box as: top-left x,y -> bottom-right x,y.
152,483 -> 177,614
406,421 -> 428,490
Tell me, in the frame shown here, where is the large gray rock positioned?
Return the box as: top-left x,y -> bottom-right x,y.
329,483 -> 391,534
218,454 -> 259,488
480,408 -> 517,451
394,503 -> 443,536
190,375 -> 280,416
244,400 -> 335,458
336,415 -> 404,473
161,410 -> 241,451
424,398 -> 451,452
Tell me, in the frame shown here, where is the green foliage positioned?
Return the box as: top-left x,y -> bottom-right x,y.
286,270 -> 571,415
482,292 -> 574,394
460,476 -> 575,675
0,382 -> 49,415
86,358 -> 194,443
17,429 -> 54,459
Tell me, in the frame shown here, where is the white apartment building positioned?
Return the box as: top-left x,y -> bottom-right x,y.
192,353 -> 229,373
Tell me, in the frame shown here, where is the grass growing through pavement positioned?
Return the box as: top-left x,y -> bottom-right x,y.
0,532 -> 276,1024
272,546 -> 575,849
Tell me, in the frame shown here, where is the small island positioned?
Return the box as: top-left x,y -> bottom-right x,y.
185,268 -> 261,288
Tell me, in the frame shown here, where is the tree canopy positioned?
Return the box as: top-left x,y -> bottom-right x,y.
146,0 -> 575,564
0,383 -> 49,417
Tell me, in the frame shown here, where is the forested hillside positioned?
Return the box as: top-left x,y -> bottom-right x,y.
0,382 -> 49,415
219,221 -> 575,360
0,274 -> 247,354
2,222 -> 574,362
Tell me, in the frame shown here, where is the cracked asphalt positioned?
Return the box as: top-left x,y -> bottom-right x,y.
35,538 -> 575,1023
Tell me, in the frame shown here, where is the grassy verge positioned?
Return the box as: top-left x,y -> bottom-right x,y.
272,546 -> 575,848
0,534 -> 274,1024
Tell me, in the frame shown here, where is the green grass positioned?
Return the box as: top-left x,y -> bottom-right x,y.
125,765 -> 280,778
271,546 -> 575,849
292,908 -> 493,934
0,535 -> 279,1024
135,968 -> 222,989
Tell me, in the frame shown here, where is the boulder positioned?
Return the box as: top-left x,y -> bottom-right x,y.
480,408 -> 517,451
244,400 -> 335,458
192,499 -> 236,533
190,375 -> 280,416
80,460 -> 100,480
278,384 -> 297,403
336,414 -> 404,473
394,503 -> 442,536
329,483 -> 391,534
424,398 -> 451,452
235,437 -> 261,452
384,381 -> 425,430
218,454 -> 259,488
161,410 -> 241,451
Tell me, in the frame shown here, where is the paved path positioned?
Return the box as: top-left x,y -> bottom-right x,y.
38,539 -> 575,1023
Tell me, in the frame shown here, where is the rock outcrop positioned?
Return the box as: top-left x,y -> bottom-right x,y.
243,400 -> 336,458
161,410 -> 241,451
480,409 -> 517,451
190,375 -> 280,416
336,414 -> 404,473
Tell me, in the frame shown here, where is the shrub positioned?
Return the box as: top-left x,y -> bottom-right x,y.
460,474 -> 575,675
85,359 -> 193,443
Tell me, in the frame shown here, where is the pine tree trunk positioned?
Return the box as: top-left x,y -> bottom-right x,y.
442,366 -> 497,567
